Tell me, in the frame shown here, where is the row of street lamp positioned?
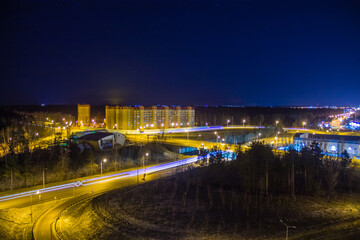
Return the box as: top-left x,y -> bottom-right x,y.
223,119 -> 307,128
31,153 -> 150,222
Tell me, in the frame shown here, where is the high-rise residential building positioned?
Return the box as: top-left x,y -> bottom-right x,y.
105,105 -> 195,130
105,105 -> 117,129
77,104 -> 91,126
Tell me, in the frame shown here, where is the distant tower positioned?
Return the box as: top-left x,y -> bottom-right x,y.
77,104 -> 91,126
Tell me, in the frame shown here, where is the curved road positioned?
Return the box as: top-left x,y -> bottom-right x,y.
29,157 -> 198,239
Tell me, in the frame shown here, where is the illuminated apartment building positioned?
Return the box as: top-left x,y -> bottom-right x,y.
105,105 -> 195,130
77,104 -> 91,126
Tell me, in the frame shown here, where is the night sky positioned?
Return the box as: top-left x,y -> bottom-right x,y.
1,0 -> 360,106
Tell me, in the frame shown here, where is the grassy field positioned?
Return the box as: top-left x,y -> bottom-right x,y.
0,200 -> 61,240
58,173 -> 360,240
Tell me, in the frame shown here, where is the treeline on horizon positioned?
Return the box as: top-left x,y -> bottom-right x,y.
1,105 -> 344,128
195,106 -> 343,127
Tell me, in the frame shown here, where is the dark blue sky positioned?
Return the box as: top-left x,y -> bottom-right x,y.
1,0 -> 360,106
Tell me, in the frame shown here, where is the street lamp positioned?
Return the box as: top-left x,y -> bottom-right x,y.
243,119 -> 246,127
101,158 -> 107,175
303,121 -> 306,129
30,191 -> 40,223
227,119 -> 230,127
143,153 -> 149,181
276,120 -> 279,125
42,168 -> 47,188
280,220 -> 296,240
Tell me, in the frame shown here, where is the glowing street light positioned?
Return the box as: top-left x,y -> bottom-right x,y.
243,119 -> 246,127
227,119 -> 230,127
185,129 -> 189,141
144,153 -> 149,168
101,158 -> 107,175
276,120 -> 279,125
303,121 -> 306,129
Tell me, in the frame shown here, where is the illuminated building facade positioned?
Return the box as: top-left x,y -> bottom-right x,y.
105,105 -> 195,130
77,104 -> 91,126
293,132 -> 360,157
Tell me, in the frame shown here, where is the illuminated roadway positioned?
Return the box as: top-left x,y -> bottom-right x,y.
0,157 -> 198,239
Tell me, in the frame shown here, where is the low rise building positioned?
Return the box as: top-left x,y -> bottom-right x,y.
77,131 -> 126,150
293,132 -> 360,157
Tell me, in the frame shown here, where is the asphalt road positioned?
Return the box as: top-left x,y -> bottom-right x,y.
0,156 -> 198,240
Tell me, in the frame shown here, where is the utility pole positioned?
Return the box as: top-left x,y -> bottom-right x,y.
42,168 -> 45,188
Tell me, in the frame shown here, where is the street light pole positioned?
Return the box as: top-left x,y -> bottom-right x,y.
101,158 -> 107,175
137,168 -> 139,184
42,168 -> 45,188
227,119 -> 230,127
143,153 -> 149,181
243,119 -> 245,127
30,191 -> 40,223
30,194 -> 33,223
280,220 -> 296,240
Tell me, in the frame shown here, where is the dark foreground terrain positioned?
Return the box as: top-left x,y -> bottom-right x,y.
58,173 -> 360,239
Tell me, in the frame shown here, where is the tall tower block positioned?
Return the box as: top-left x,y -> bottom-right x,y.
77,104 -> 91,126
